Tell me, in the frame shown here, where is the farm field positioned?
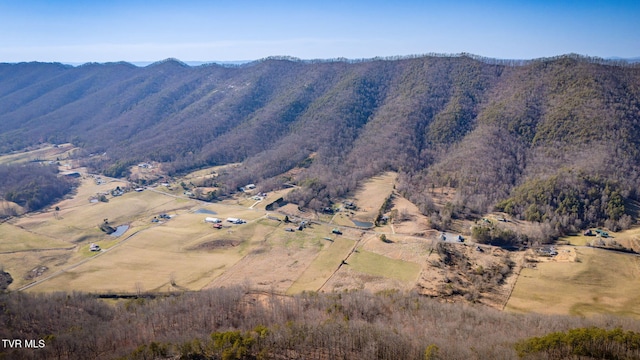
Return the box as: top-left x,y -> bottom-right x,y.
569,226 -> 640,253
27,215 -> 247,293
506,246 -> 640,319
0,222 -> 72,253
207,220 -> 338,293
286,237 -> 356,294
345,248 -> 421,282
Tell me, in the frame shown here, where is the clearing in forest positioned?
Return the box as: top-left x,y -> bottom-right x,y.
332,172 -> 397,228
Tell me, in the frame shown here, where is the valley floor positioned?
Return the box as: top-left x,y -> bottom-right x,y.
1,153 -> 640,319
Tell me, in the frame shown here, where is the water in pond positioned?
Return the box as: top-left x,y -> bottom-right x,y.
110,225 -> 129,237
194,208 -> 217,215
352,220 -> 374,228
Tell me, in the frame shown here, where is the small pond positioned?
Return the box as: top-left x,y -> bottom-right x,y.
110,225 -> 129,237
194,208 -> 217,215
351,220 -> 374,228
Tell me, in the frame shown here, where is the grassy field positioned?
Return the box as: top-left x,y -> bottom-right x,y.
0,223 -> 72,253
286,237 -> 355,294
333,172 -> 396,227
26,213 -> 247,293
347,248 -> 421,282
203,221 -> 335,293
506,247 -> 640,318
14,188 -> 195,244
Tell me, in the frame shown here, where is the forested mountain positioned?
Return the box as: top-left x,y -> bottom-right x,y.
1,54 -> 639,235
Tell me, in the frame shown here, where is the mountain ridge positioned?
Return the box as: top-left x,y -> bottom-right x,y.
1,53 -> 640,238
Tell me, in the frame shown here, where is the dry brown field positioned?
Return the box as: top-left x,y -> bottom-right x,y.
506,246 -> 640,318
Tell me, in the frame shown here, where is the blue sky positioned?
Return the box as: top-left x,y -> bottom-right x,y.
1,0 -> 638,63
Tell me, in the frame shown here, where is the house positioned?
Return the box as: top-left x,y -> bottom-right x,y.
111,186 -> 124,197
204,217 -> 221,223
537,246 -> 558,257
226,218 -> 245,224
90,243 -> 101,252
245,184 -> 256,190
332,228 -> 342,235
213,223 -> 223,229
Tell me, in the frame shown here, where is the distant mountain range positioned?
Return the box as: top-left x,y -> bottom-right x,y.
607,56 -> 640,63
1,53 -> 639,236
56,55 -> 640,67
61,60 -> 253,67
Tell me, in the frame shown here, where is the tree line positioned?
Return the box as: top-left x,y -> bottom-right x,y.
2,288 -> 640,359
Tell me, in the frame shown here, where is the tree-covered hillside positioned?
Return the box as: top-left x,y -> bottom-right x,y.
1,54 -> 639,235
2,288 -> 640,359
0,163 -> 76,215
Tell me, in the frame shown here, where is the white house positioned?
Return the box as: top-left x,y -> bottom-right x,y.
204,217 -> 221,223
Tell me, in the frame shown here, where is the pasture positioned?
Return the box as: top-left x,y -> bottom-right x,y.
0,223 -> 72,253
506,246 -> 640,318
346,248 -> 421,283
286,237 -> 355,294
25,213 -> 247,293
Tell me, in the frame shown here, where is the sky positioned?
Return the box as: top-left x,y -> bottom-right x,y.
0,0 -> 638,64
